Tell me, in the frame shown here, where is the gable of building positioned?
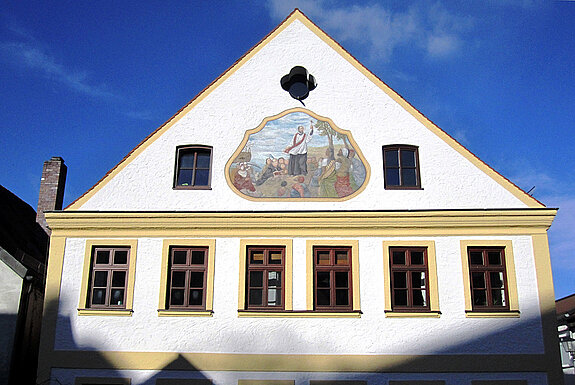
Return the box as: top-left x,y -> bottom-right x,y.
66,10 -> 543,211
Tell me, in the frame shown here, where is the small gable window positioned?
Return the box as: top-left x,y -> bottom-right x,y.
382,145 -> 421,189
174,146 -> 212,189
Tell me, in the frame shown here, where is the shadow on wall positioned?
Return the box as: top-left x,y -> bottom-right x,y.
39,297 -> 565,385
38,299 -> 211,385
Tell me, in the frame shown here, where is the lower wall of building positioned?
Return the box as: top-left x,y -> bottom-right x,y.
0,262 -> 23,384
51,368 -> 549,385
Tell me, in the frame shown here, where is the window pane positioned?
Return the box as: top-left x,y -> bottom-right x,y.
94,271 -> 108,287
179,152 -> 195,168
269,251 -> 282,264
172,271 -> 186,287
317,289 -> 330,306
385,150 -> 399,167
335,250 -> 349,265
249,289 -> 263,305
400,150 -> 416,167
189,289 -> 203,305
249,271 -> 263,287
114,250 -> 128,265
194,169 -> 210,186
177,169 -> 193,186
411,272 -> 426,289
195,151 -> 211,168
95,250 -> 110,264
490,272 -> 504,289
170,289 -> 184,306
472,272 -> 485,288
492,289 -> 506,306
267,288 -> 281,306
317,271 -> 330,288
190,272 -> 204,288
173,250 -> 187,265
410,251 -> 424,265
316,251 -> 330,265
335,272 -> 348,288
394,289 -> 408,306
469,251 -> 483,265
111,289 -> 124,306
385,168 -> 400,186
250,250 -> 264,264
393,272 -> 407,288
112,271 -> 126,287
401,168 -> 417,186
92,288 -> 106,305
268,271 -> 281,287
413,290 -> 426,306
488,251 -> 502,265
392,250 -> 405,265
473,289 -> 487,306
191,250 -> 205,265
335,289 -> 349,306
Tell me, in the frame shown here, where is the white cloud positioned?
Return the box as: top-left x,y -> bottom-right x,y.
0,41 -> 117,99
266,0 -> 473,61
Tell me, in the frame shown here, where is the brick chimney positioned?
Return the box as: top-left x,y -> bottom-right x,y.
36,157 -> 67,234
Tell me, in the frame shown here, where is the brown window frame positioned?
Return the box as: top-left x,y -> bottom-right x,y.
166,247 -> 209,310
389,247 -> 431,311
245,246 -> 286,310
382,144 -> 421,189
313,246 -> 353,312
468,247 -> 510,311
87,247 -> 130,309
173,145 -> 213,189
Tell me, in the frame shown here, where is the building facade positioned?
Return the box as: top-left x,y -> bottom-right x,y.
38,10 -> 562,385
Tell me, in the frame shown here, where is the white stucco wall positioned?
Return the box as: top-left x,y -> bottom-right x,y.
77,20 -> 530,212
0,262 -> 23,383
55,235 -> 543,355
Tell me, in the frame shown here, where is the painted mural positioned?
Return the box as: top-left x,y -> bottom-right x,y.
227,110 -> 369,200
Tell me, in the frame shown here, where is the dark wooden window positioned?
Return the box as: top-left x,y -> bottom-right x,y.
88,247 -> 130,308
174,146 -> 212,188
382,145 -> 421,189
468,247 -> 509,310
390,247 -> 430,311
313,247 -> 352,311
246,247 -> 285,310
167,247 -> 208,309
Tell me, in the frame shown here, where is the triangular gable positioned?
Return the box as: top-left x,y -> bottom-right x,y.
67,9 -> 543,210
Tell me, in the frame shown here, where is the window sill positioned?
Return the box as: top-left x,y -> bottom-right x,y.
465,310 -> 520,318
173,186 -> 212,190
158,310 -> 213,317
238,310 -> 362,318
385,310 -> 441,318
77,309 -> 133,316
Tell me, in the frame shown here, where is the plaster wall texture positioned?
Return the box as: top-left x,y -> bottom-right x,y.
0,262 -> 22,383
51,368 -> 549,385
77,20 -> 529,211
55,235 -> 544,355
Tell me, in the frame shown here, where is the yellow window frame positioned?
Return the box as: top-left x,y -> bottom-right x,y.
306,240 -> 361,313
78,239 -> 138,316
158,239 -> 216,316
382,240 -> 440,317
460,240 -> 520,317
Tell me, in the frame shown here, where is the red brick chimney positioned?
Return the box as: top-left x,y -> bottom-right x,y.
36,157 -> 67,234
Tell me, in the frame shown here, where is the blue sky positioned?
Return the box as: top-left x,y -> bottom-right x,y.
1,1 -> 573,298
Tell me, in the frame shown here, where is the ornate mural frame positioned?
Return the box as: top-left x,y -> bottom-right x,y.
224,108 -> 371,202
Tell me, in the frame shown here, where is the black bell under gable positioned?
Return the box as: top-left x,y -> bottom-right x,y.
281,66 -> 317,102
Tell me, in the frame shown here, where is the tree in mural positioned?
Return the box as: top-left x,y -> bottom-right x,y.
314,120 -> 351,160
